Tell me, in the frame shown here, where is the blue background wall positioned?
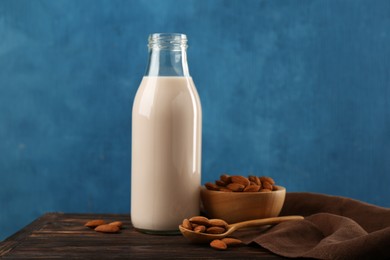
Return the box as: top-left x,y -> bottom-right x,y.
1,0 -> 389,240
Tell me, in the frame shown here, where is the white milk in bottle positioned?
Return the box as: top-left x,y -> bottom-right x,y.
131,33 -> 202,234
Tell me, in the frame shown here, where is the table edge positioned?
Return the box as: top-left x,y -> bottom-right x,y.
0,212 -> 64,256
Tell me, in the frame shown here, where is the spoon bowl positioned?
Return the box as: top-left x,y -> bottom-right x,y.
179,215 -> 304,243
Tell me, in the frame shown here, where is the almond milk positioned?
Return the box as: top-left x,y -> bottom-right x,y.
131,76 -> 202,233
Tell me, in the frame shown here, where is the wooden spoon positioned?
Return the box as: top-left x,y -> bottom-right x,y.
179,215 -> 304,243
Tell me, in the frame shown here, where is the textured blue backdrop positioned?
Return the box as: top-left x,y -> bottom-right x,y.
1,0 -> 389,240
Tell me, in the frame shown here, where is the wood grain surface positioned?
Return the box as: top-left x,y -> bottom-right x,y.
0,213 -> 286,259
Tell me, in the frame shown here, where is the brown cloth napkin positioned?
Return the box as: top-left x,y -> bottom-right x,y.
237,192 -> 390,260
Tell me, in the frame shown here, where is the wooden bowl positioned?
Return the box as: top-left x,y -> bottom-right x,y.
200,186 -> 286,224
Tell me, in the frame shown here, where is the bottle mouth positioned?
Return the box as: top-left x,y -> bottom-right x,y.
148,33 -> 188,50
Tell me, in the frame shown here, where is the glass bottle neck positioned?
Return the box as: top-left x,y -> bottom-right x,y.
144,33 -> 190,77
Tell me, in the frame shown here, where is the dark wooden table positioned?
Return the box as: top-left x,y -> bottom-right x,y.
0,213 -> 286,259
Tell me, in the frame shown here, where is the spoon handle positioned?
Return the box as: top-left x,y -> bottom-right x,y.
229,215 -> 304,231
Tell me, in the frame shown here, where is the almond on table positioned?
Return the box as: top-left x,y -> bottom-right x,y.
84,219 -> 106,228
95,224 -> 120,233
85,219 -> 124,233
221,237 -> 243,246
108,221 -> 123,228
210,239 -> 227,250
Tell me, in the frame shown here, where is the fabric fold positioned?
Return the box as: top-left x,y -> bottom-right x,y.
235,192 -> 390,259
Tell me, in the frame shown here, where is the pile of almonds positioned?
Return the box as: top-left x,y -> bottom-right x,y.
181,216 -> 243,250
210,238 -> 242,250
85,219 -> 123,233
205,174 -> 278,192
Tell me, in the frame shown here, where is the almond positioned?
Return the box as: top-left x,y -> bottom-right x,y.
231,175 -> 250,187
248,175 -> 261,186
206,226 -> 226,234
181,219 -> 192,230
227,183 -> 245,192
262,181 -> 273,190
215,180 -> 227,187
260,176 -> 275,185
194,225 -> 206,233
209,219 -> 229,229
210,239 -> 227,250
260,188 -> 272,192
220,174 -> 231,184
85,219 -> 106,228
108,221 -> 123,228
205,182 -> 220,191
243,185 -> 260,192
218,187 -> 233,192
95,224 -> 120,233
221,237 -> 243,246
189,216 -> 210,226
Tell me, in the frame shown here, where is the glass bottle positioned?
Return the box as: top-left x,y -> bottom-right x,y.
131,33 -> 202,234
